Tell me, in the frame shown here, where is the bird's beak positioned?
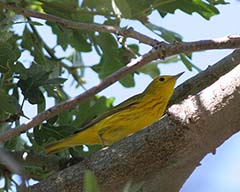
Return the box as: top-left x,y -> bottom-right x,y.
174,72 -> 184,79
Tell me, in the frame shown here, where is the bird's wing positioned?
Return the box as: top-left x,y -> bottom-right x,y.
75,93 -> 143,133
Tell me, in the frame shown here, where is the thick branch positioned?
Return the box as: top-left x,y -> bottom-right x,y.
30,55 -> 240,192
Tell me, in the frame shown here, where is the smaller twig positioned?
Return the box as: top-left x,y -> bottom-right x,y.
118,36 -> 140,57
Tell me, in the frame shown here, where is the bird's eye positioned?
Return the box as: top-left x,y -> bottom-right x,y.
159,77 -> 165,82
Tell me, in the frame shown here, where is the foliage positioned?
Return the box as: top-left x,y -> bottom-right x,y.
84,170 -> 100,192
0,0 -> 227,190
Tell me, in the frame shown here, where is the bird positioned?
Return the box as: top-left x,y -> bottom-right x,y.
45,72 -> 184,154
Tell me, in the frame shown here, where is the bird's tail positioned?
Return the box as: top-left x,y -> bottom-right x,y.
45,130 -> 100,154
45,137 -> 75,154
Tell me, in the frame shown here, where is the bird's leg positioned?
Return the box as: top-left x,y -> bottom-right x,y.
98,132 -> 106,147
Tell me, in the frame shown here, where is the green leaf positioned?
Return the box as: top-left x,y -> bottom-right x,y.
47,115 -> 59,125
0,11 -> 14,44
28,20 -> 44,26
0,89 -> 20,114
84,170 -> 100,192
114,0 -> 132,18
0,42 -> 11,61
160,55 -> 180,64
17,79 -> 45,104
12,61 -> 28,79
145,22 -> 182,42
92,33 -> 137,87
32,44 -> 46,64
138,62 -> 160,78
42,0 -> 79,19
4,136 -> 25,151
0,35 -> 21,71
73,96 -> 114,128
50,23 -> 70,50
23,165 -> 53,180
21,26 -> 47,64
180,54 -> 193,71
207,0 -> 228,5
119,74 -> 135,87
155,0 -> 220,20
16,63 -> 47,80
44,85 -> 67,101
126,0 -> 153,21
33,123 -> 77,145
70,31 -> 92,52
44,77 -> 67,85
16,63 -> 66,104
138,56 -> 179,78
21,26 -> 34,50
82,0 -> 113,14
92,33 -> 122,77
38,99 -> 46,113
57,108 -> 76,125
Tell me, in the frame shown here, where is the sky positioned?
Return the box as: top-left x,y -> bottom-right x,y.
9,0 -> 240,191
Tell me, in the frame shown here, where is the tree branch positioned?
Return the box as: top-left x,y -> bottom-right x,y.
29,54 -> 240,192
0,1 -> 156,46
154,35 -> 240,58
1,2 -> 240,51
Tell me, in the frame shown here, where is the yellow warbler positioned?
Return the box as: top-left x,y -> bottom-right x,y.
45,72 -> 183,154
